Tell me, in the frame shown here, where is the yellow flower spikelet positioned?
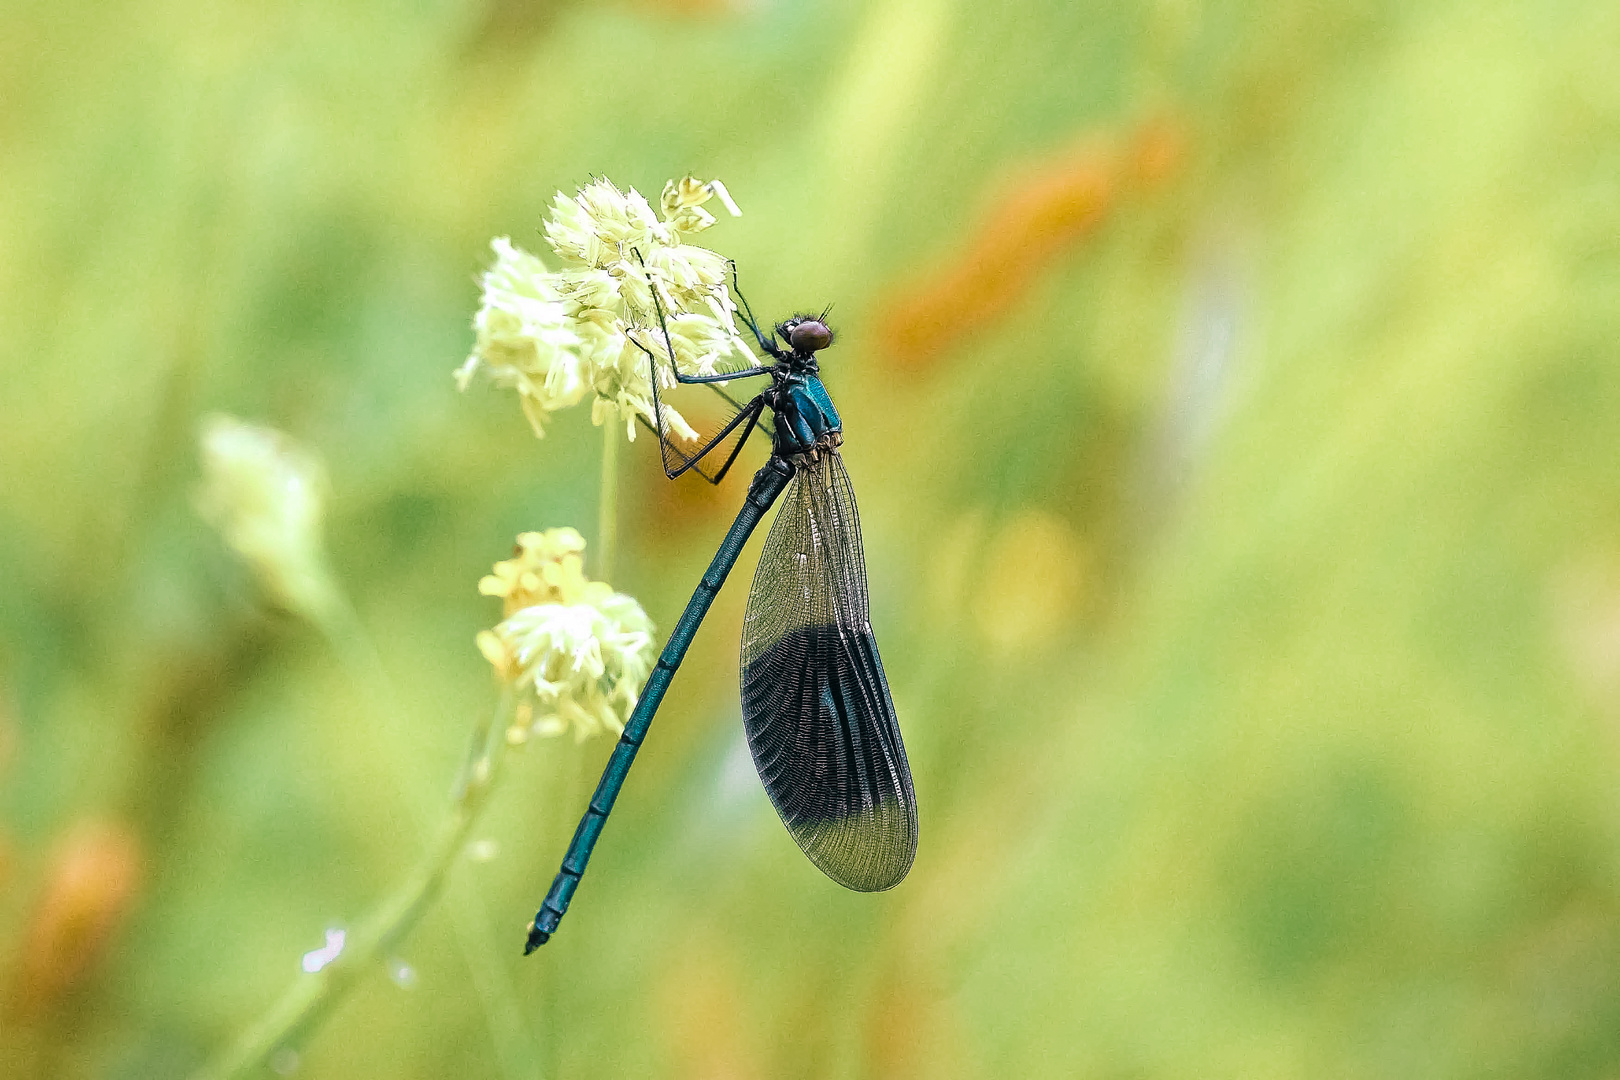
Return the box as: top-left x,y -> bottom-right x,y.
476,529 -> 655,743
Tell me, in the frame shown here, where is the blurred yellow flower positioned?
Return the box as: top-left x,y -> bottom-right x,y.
476,528 -> 655,742
195,414 -> 336,622
972,508 -> 1090,656
457,176 -> 751,442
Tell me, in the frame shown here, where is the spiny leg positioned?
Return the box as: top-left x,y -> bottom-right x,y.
632,337 -> 765,484
730,260 -> 782,358
632,250 -> 772,482
636,249 -> 772,386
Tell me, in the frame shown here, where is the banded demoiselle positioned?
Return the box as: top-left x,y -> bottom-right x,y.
524,278 -> 916,952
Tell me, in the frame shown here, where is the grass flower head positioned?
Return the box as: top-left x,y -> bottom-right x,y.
453,238 -> 585,437
196,414 -> 335,621
457,176 -> 752,441
476,528 -> 655,742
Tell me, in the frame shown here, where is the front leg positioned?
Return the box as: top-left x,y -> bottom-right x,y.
673,365 -> 774,385
633,337 -> 768,483
635,251 -> 778,381
729,261 -> 784,359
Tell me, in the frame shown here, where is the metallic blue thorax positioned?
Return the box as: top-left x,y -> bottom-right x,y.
771,372 -> 843,458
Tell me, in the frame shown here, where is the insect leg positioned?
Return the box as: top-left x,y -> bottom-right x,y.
730,261 -> 783,358
632,337 -> 766,483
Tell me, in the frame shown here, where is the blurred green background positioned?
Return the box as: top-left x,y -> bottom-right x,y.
5,0 -> 1620,1076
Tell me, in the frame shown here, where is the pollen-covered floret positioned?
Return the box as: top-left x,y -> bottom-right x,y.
455,238 -> 586,437
475,529 -> 655,743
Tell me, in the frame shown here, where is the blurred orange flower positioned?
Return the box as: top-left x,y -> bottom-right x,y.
880,114 -> 1185,373
10,820 -> 143,1018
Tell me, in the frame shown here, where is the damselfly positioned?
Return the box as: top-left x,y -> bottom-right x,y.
524,274 -> 916,952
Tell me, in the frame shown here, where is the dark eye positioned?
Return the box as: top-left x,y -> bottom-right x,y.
789,319 -> 832,353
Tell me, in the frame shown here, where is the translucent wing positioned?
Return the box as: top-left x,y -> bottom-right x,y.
740,452 -> 917,891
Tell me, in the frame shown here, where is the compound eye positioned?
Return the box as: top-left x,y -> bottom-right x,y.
789,319 -> 832,353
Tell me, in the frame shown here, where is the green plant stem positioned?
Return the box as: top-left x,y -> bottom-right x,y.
597,420 -> 618,583
316,586 -> 536,1080
447,873 -> 542,1080
306,592 -> 433,840
190,688 -> 517,1080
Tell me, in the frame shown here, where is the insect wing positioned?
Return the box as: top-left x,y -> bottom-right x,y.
740,452 -> 917,891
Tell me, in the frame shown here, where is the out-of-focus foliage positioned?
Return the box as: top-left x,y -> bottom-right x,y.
3,0 -> 1620,1076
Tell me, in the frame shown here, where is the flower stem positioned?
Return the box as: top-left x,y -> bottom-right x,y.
190,689 -> 517,1080
597,421 -> 619,583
